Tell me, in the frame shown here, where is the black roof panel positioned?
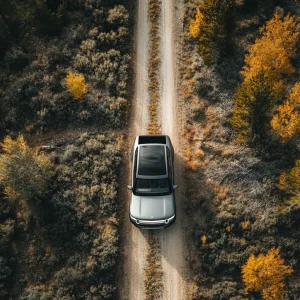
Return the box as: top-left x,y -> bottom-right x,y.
139,135 -> 166,144
138,145 -> 166,176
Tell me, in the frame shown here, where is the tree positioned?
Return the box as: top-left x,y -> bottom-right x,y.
189,0 -> 236,64
66,71 -> 87,100
241,248 -> 293,300
271,82 -> 300,143
241,11 -> 299,97
230,73 -> 275,144
0,136 -> 54,200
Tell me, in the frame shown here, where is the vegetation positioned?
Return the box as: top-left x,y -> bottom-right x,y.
0,0 -> 132,298
182,0 -> 300,298
0,136 -> 54,201
231,73 -> 275,144
0,0 -> 131,135
148,0 -> 161,134
271,82 -> 300,143
241,11 -> 299,98
278,160 -> 300,213
0,133 -> 122,299
231,10 -> 299,144
241,248 -> 293,299
189,0 -> 236,64
145,234 -> 163,300
65,71 -> 87,100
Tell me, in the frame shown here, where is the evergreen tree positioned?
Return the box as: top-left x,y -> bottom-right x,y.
231,73 -> 275,144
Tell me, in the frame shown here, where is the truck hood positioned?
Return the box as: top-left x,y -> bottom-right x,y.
130,193 -> 175,220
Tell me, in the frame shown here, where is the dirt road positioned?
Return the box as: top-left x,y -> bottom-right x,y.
118,0 -> 188,299
159,0 -> 188,299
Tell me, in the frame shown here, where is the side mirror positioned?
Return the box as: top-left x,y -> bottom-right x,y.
173,185 -> 178,190
127,186 -> 133,190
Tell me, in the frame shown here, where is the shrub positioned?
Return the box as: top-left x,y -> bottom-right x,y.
35,0 -> 65,35
65,71 -> 87,100
189,0 -> 236,64
278,160 -> 300,213
241,248 -> 293,299
107,5 -> 129,27
0,136 -> 54,201
231,73 -> 275,144
4,48 -> 29,71
271,82 -> 300,143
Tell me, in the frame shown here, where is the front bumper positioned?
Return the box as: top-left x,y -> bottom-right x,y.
130,214 -> 176,229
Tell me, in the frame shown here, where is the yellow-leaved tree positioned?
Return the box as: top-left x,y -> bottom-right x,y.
66,71 -> 87,99
241,248 -> 293,300
0,136 -> 54,200
189,0 -> 236,64
231,11 -> 299,143
278,160 -> 300,213
271,82 -> 300,143
241,11 -> 299,97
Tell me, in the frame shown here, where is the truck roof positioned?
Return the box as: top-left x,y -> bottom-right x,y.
137,145 -> 166,176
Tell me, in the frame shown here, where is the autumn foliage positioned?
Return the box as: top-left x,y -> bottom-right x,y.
241,248 -> 293,300
241,12 -> 299,97
271,82 -> 300,143
0,136 -> 54,200
189,0 -> 235,64
66,71 -> 87,99
232,11 -> 299,143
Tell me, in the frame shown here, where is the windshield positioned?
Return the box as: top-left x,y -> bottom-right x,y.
134,178 -> 171,196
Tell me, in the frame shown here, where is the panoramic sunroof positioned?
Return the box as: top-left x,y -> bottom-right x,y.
138,145 -> 166,176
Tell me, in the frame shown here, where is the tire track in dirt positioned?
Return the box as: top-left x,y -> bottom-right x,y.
118,0 -> 150,299
159,0 -> 189,299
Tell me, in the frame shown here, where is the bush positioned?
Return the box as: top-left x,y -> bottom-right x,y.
65,71 -> 87,100
0,136 -> 54,201
4,48 -> 29,70
278,160 -> 300,213
35,0 -> 65,35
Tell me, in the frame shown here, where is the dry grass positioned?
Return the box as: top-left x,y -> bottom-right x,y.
144,233 -> 163,300
147,0 -> 161,134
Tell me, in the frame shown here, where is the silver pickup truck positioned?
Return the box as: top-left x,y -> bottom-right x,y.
127,135 -> 177,229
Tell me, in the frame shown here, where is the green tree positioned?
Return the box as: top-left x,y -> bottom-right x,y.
0,136 -> 54,200
189,0 -> 236,64
230,73 -> 275,144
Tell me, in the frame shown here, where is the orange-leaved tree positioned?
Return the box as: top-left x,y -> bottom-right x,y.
271,82 -> 300,143
0,136 -> 54,200
66,71 -> 87,100
189,0 -> 235,64
241,248 -> 293,300
241,11 -> 299,97
278,160 -> 300,213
